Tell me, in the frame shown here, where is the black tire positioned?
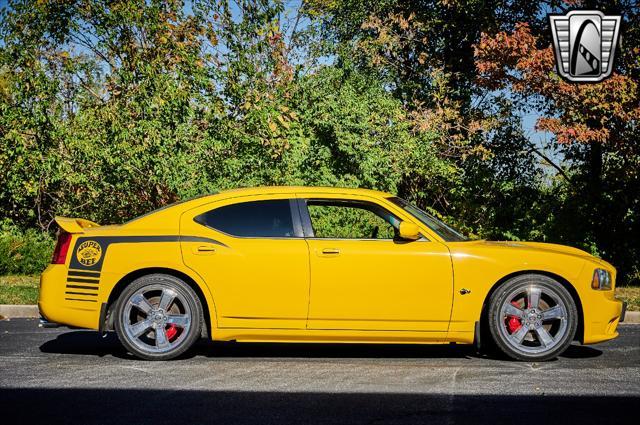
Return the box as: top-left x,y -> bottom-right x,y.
487,274 -> 578,361
114,273 -> 202,360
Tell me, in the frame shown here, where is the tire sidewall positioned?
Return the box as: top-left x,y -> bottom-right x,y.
488,275 -> 578,361
114,274 -> 202,360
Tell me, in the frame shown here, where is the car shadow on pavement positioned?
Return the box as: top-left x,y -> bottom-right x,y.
39,330 -> 478,360
195,339 -> 478,359
560,344 -> 603,359
0,388 -> 636,425
39,330 -> 603,361
39,331 -> 133,359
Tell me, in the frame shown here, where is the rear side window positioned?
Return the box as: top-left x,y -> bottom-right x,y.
195,199 -> 295,238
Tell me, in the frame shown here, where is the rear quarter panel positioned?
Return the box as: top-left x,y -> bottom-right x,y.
99,236 -> 218,330
41,220 -> 218,330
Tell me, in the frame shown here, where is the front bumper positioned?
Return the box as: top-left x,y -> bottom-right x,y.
582,292 -> 624,345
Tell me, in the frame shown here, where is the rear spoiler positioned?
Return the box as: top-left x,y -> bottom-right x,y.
54,216 -> 100,234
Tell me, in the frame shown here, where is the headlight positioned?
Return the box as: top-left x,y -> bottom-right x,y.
591,268 -> 612,290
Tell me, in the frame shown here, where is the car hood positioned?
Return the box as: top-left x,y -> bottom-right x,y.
460,240 -> 611,266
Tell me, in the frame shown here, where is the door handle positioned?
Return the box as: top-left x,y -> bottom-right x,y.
321,248 -> 340,255
193,245 -> 217,255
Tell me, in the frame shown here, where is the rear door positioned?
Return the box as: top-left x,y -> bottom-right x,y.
180,195 -> 310,329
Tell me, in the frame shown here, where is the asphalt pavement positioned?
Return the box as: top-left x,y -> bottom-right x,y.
0,318 -> 638,424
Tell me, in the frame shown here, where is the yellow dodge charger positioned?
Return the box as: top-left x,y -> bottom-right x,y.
38,186 -> 625,361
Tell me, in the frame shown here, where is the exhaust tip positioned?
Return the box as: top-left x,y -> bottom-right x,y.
39,317 -> 60,328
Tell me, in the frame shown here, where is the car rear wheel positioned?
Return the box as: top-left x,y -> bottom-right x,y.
487,274 -> 577,361
114,274 -> 202,360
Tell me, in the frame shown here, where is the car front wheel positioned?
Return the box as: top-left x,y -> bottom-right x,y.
487,274 -> 578,361
114,274 -> 202,360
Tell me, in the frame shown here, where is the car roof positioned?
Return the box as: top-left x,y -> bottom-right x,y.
121,186 -> 396,230
215,186 -> 393,198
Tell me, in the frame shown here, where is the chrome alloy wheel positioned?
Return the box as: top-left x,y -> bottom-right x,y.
497,285 -> 568,355
121,284 -> 193,354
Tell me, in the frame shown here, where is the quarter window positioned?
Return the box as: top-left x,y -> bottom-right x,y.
306,200 -> 400,239
195,199 -> 295,237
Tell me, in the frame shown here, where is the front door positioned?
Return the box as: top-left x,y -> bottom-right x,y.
181,196 -> 310,329
301,195 -> 453,332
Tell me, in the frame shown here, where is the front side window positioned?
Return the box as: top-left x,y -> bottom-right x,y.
195,199 -> 295,237
307,200 -> 400,239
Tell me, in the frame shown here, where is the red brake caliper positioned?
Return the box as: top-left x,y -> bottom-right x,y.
165,324 -> 178,341
507,301 -> 523,334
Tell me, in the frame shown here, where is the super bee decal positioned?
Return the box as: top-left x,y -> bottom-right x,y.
76,240 -> 102,266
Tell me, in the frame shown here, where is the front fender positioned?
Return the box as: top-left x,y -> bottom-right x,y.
445,243 -> 587,340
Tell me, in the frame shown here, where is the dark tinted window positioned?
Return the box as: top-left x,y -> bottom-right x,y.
195,200 -> 295,237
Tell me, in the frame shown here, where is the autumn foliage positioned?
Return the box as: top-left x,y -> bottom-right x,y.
475,23 -> 639,145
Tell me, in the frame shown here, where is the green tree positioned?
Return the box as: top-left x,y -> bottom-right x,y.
0,0 -> 454,231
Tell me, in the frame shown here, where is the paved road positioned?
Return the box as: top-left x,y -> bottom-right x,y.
0,319 -> 638,424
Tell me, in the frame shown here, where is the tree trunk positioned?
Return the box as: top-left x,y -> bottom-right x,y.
588,141 -> 603,248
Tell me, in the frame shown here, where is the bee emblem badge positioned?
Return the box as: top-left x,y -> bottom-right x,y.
549,10 -> 621,82
76,240 -> 102,267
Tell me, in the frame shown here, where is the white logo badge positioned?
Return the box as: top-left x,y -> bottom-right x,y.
549,10 -> 621,82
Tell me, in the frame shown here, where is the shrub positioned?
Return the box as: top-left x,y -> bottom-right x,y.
0,221 -> 54,275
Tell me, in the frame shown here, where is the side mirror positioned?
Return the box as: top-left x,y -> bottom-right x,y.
399,221 -> 420,241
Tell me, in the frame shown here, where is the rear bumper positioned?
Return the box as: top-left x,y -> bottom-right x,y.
38,264 -> 99,330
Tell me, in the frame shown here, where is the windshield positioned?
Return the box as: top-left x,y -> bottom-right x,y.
387,197 -> 468,242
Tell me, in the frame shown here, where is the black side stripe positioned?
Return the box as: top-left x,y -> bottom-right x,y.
180,236 -> 227,246
68,270 -> 101,278
72,235 -> 226,246
65,298 -> 97,303
66,285 -> 99,290
65,291 -> 98,296
67,277 -> 100,284
68,235 -> 227,272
